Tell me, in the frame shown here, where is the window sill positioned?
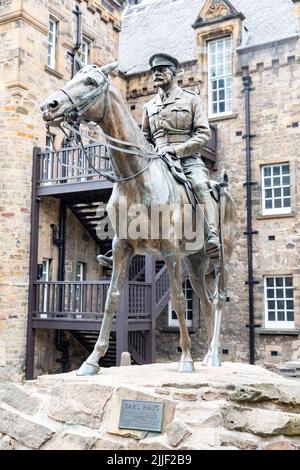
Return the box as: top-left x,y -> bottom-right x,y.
258,328 -> 299,336
160,327 -> 196,334
209,113 -> 238,123
256,212 -> 295,220
44,65 -> 64,80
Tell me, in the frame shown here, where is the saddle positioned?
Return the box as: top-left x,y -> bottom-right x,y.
160,153 -> 220,208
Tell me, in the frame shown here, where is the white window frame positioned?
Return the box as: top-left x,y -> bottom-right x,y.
81,38 -> 90,67
41,259 -> 51,318
44,134 -> 54,183
261,163 -> 291,215
48,18 -> 57,69
168,279 -> 193,328
75,262 -> 86,316
208,36 -> 232,118
264,276 -> 294,329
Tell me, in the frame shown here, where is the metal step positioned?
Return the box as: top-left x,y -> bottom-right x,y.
71,330 -> 116,367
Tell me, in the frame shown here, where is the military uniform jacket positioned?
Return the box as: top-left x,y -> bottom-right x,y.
142,84 -> 211,158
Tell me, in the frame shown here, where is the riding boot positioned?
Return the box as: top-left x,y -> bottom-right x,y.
203,193 -> 220,259
97,254 -> 113,267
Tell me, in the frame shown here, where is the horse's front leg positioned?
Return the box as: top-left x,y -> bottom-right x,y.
202,270 -> 226,367
163,245 -> 194,372
202,297 -> 223,367
77,240 -> 133,376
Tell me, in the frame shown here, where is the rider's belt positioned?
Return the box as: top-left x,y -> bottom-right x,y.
154,133 -> 191,147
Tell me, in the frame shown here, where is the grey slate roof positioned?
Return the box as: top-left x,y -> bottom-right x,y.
118,0 -> 297,75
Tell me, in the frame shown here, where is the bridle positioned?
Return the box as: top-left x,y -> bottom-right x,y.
60,67 -> 110,125
46,66 -> 159,183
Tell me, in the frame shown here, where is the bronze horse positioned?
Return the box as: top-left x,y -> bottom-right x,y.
41,63 -> 236,374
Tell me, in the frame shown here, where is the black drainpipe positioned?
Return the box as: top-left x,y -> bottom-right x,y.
55,201 -> 70,372
72,4 -> 82,78
242,72 -> 258,365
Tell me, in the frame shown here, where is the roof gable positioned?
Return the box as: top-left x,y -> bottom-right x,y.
193,0 -> 245,28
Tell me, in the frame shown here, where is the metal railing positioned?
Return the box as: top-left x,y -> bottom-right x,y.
37,143 -> 111,186
33,280 -> 152,323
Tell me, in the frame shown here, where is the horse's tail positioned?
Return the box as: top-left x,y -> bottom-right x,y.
222,188 -> 237,262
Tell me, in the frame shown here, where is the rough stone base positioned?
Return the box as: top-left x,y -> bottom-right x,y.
1,362 -> 300,450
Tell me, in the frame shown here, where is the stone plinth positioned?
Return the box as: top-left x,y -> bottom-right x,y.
1,362 -> 300,450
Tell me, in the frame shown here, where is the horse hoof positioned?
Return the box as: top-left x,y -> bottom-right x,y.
202,356 -> 221,367
178,360 -> 195,373
76,361 -> 100,376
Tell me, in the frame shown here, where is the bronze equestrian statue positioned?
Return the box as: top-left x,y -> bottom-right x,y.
40,58 -> 236,375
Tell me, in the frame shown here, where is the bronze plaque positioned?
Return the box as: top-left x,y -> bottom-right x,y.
119,399 -> 164,432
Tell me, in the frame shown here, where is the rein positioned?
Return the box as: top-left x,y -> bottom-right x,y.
61,122 -> 158,183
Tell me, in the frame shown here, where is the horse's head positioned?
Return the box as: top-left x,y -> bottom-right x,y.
40,62 -> 118,127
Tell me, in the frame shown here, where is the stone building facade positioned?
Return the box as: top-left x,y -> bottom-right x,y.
120,0 -> 300,368
0,0 -> 123,380
0,0 -> 300,381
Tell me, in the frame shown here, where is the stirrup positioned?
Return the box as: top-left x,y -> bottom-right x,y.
205,236 -> 220,259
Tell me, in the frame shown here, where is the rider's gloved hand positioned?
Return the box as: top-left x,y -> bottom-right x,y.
159,145 -> 178,159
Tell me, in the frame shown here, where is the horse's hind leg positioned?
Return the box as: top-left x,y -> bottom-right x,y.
185,254 -> 221,366
77,239 -> 133,376
162,244 -> 194,372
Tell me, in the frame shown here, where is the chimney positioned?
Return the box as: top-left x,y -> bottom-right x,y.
292,0 -> 300,33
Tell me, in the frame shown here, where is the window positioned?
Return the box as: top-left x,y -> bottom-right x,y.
264,276 -> 294,329
261,163 -> 291,215
44,134 -> 54,182
41,259 -> 51,318
81,39 -> 90,67
48,18 -> 57,69
168,279 -> 193,328
208,36 -> 232,116
75,262 -> 86,315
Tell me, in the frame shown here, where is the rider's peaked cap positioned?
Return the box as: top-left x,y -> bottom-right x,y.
149,53 -> 179,70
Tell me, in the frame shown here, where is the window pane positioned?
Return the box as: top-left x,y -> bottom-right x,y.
267,289 -> 274,298
219,89 -> 225,101
264,167 -> 271,176
285,277 -> 293,287
277,289 -> 284,298
276,278 -> 283,287
287,311 -> 294,321
286,300 -> 294,310
273,177 -> 281,186
277,311 -> 285,321
213,102 -> 218,114
286,288 -> 293,298
274,188 -> 282,198
273,166 -> 280,176
265,189 -> 272,198
210,42 -> 216,53
283,176 -> 290,185
268,311 -> 275,321
219,78 -> 225,88
265,199 -> 273,209
283,198 -> 291,207
274,199 -> 282,208
219,102 -> 225,113
277,300 -> 284,310
268,300 -> 275,309
282,164 -> 289,175
212,80 -> 217,90
213,91 -> 218,101
283,187 -> 290,197
264,178 -> 271,187
266,278 -> 274,287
